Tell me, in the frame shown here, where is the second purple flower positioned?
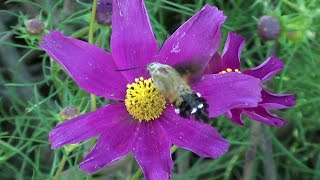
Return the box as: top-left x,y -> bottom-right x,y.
206,32 -> 295,127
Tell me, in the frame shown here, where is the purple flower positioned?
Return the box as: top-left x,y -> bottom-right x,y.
206,32 -> 296,127
40,1 -> 262,179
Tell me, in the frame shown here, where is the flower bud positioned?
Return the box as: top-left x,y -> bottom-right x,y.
96,0 -> 112,25
258,16 -> 280,41
59,106 -> 81,154
60,106 -> 80,121
26,19 -> 44,35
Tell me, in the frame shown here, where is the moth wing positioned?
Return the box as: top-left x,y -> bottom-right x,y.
173,60 -> 205,85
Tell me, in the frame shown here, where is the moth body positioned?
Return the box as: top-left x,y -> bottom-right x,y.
147,62 -> 209,122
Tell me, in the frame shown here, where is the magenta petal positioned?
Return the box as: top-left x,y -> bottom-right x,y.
160,107 -> 229,158
157,5 -> 225,74
220,32 -> 245,70
243,106 -> 287,127
194,73 -> 262,117
225,109 -> 244,125
133,121 -> 173,180
111,0 -> 158,81
260,90 -> 296,109
49,103 -> 126,149
40,30 -> 127,100
204,53 -> 222,74
244,56 -> 284,83
79,115 -> 139,174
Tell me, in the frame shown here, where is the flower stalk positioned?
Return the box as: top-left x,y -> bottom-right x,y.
89,0 -> 98,112
54,155 -> 67,180
87,1 -> 98,180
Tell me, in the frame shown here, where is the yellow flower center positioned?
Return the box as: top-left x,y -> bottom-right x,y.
125,77 -> 166,122
219,68 -> 241,74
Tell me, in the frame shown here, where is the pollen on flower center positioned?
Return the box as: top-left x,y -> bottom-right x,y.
125,77 -> 166,122
219,68 -> 241,74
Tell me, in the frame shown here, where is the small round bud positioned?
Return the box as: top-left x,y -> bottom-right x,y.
60,106 -> 80,121
59,106 -> 81,153
26,19 -> 44,35
96,0 -> 112,25
258,16 -> 280,41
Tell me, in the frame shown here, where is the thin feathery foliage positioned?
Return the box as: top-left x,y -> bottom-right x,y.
0,0 -> 319,179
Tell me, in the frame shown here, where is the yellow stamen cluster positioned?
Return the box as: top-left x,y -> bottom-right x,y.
219,68 -> 241,74
125,77 -> 166,122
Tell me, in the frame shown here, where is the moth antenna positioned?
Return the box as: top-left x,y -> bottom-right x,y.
115,66 -> 146,72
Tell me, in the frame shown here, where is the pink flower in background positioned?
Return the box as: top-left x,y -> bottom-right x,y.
206,32 -> 295,127
40,1 -> 262,179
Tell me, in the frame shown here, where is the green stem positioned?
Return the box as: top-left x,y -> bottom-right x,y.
130,146 -> 178,180
90,94 -> 97,111
130,168 -> 142,180
88,0 -> 98,117
88,0 -> 98,112
54,155 -> 67,180
88,0 -> 98,44
87,1 -> 98,180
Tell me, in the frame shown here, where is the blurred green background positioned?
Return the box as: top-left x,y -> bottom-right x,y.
0,0 -> 319,179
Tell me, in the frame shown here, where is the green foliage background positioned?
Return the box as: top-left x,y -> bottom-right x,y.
0,0 -> 319,179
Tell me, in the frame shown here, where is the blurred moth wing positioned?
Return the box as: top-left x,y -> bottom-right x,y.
173,60 -> 205,85
147,63 -> 192,102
